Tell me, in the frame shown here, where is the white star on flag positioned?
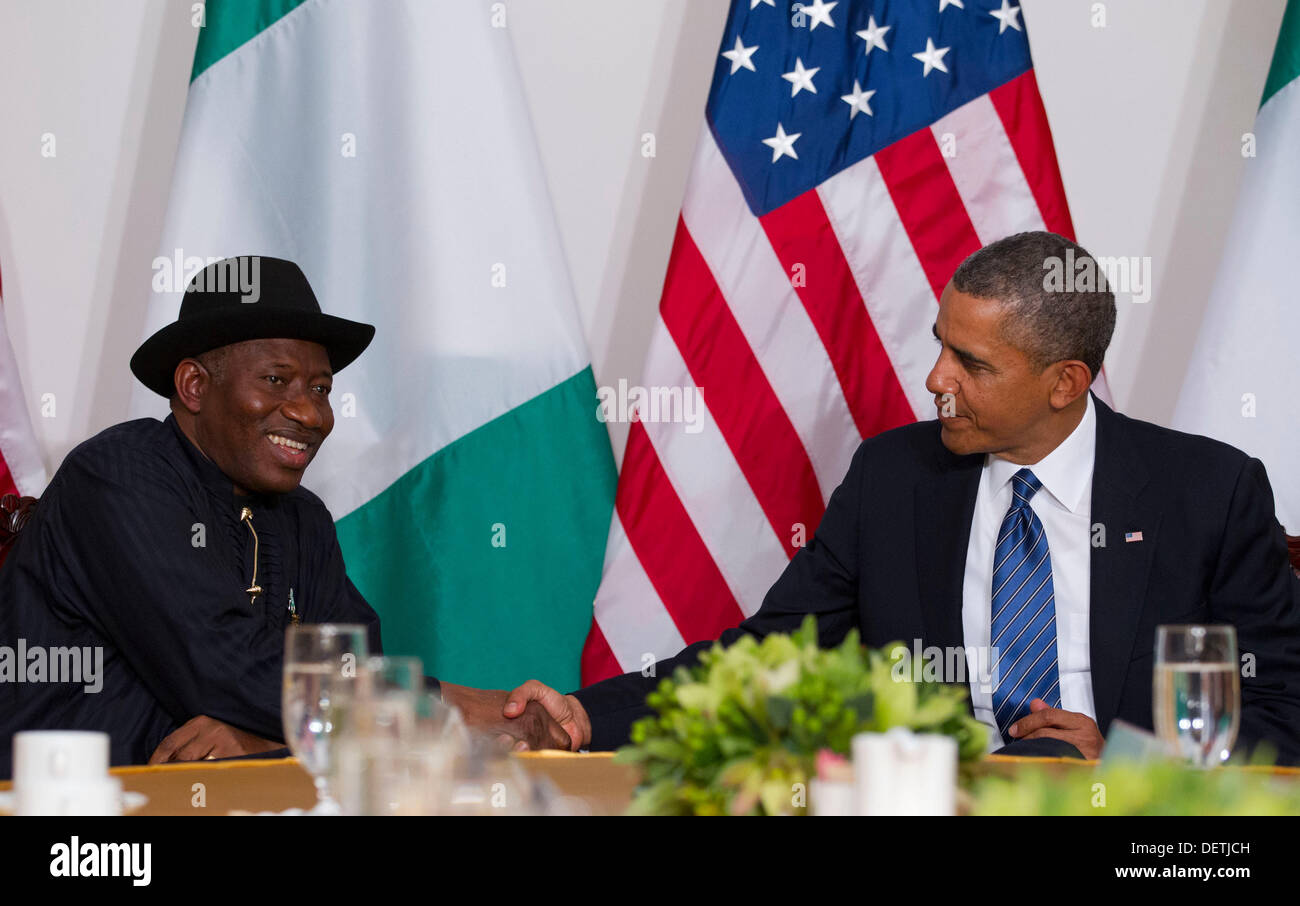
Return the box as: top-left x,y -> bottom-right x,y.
762,123 -> 801,162
990,0 -> 1022,33
855,15 -> 890,54
750,0 -> 775,8
912,37 -> 950,77
782,57 -> 820,96
840,80 -> 876,119
802,0 -> 837,30
721,35 -> 759,74
939,0 -> 964,11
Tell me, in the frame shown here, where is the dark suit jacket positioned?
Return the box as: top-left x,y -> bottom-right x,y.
572,395 -> 1300,759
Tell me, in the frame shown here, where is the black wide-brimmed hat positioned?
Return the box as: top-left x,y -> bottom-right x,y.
130,255 -> 375,397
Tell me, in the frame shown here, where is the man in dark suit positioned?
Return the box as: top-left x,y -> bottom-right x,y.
503,231 -> 1300,761
0,257 -> 570,774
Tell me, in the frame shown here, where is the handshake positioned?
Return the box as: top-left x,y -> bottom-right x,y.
148,677 -> 598,764
440,679 -> 594,752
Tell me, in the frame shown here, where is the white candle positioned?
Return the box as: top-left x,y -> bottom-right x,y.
12,731 -> 122,816
852,728 -> 957,816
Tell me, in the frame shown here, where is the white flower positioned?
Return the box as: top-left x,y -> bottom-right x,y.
762,660 -> 800,694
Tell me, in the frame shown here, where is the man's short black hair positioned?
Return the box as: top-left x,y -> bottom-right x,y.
951,231 -> 1116,381
196,347 -> 231,382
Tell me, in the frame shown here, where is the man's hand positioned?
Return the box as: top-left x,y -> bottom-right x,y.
503,679 -> 591,752
148,715 -> 283,765
1007,698 -> 1105,759
439,682 -> 572,752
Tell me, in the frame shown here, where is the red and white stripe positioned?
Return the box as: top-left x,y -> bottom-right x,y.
0,262 -> 47,498
582,70 -> 1108,682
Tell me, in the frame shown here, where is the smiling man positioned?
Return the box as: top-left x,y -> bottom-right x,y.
0,256 -> 567,775
507,231 -> 1300,763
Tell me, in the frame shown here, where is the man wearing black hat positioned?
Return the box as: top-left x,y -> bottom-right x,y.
0,256 -> 568,774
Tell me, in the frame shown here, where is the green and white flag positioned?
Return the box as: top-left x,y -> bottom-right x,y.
1174,0 -> 1300,532
132,0 -> 616,690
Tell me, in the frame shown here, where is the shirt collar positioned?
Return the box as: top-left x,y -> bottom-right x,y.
984,393 -> 1096,514
165,412 -> 280,508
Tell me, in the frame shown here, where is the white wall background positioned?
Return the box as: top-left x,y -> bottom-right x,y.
0,0 -> 1286,473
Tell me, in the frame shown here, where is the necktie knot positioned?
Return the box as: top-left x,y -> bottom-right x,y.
1010,468 -> 1041,507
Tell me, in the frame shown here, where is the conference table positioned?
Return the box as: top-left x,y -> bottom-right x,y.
0,751 -> 642,816
0,752 -> 1122,816
6,752 -> 1300,815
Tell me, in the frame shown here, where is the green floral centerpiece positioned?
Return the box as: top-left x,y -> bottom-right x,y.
971,760 -> 1300,815
614,617 -> 987,815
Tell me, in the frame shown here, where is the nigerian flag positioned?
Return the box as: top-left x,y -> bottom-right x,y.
1174,0 -> 1300,532
132,0 -> 616,690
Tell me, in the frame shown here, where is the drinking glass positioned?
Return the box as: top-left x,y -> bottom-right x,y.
1153,624 -> 1240,768
282,623 -> 369,810
360,655 -> 424,697
334,689 -> 424,815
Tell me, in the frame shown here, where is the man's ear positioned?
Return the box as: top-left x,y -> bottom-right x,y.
173,359 -> 209,415
1048,360 -> 1092,411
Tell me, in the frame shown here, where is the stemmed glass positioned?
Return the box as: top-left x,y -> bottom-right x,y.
1153,624 -> 1240,768
282,623 -> 369,811
335,655 -> 426,815
360,655 -> 424,697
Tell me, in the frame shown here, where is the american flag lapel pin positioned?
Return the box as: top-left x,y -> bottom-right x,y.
1125,531 -> 1144,543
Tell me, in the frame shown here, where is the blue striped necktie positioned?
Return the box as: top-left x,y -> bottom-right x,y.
990,468 -> 1061,741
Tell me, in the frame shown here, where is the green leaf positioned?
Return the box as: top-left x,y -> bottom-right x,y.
766,695 -> 796,732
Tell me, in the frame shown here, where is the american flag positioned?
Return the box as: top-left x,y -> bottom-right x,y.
0,258 -> 46,499
581,0 -> 1109,682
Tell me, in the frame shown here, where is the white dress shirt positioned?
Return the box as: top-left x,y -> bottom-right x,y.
962,394 -> 1097,751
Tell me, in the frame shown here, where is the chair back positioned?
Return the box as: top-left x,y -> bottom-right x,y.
0,493 -> 38,568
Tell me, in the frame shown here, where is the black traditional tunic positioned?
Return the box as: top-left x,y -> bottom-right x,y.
0,414 -> 382,776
